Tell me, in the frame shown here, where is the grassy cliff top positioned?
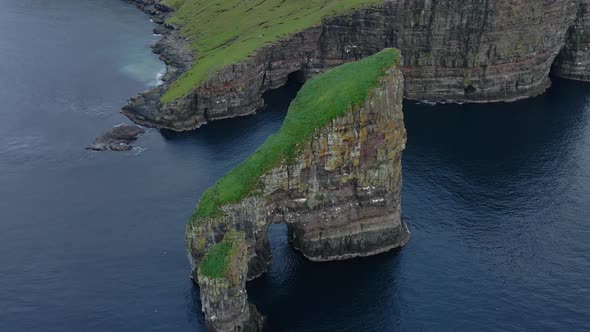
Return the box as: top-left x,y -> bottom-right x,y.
190,49 -> 400,224
199,231 -> 243,279
160,0 -> 384,103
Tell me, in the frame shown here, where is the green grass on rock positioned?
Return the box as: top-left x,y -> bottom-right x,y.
160,0 -> 385,102
190,49 -> 400,224
198,231 -> 241,279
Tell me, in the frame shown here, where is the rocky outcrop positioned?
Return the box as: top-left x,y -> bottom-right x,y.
187,50 -> 408,284
124,0 -> 585,131
87,124 -> 145,151
552,0 -> 590,81
197,231 -> 263,332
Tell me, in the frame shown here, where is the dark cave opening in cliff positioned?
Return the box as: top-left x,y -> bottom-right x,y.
267,222 -> 293,265
464,84 -> 476,95
287,70 -> 306,84
261,71 -> 305,116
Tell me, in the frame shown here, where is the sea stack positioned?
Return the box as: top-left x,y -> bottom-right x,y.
187,49 -> 408,329
196,231 -> 263,332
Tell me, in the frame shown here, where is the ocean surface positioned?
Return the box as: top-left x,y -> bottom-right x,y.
0,1 -> 588,331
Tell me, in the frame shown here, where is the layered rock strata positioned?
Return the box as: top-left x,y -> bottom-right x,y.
197,231 -> 262,332
187,50 -> 408,285
552,0 -> 590,81
125,0 -> 587,131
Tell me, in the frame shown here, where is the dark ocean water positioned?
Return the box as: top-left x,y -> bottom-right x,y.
0,1 -> 589,331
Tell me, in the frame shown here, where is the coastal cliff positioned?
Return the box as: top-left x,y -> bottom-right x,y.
552,0 -> 590,81
197,231 -> 263,331
124,0 -> 590,131
187,49 -> 407,290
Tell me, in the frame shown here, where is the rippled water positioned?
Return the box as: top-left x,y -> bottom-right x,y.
251,85 -> 590,331
1,1 -> 589,331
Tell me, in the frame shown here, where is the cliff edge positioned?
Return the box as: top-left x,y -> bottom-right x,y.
125,0 -> 590,131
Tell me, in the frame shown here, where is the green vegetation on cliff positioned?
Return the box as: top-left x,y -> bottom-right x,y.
160,0 -> 384,102
199,231 -> 241,278
190,49 -> 400,223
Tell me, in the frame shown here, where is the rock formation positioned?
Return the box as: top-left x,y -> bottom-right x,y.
122,0 -> 194,129
187,50 -> 408,329
124,0 -> 590,132
87,124 -> 145,151
552,0 -> 590,81
196,231 -> 263,332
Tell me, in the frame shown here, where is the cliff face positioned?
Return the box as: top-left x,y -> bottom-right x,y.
552,0 -> 590,81
197,231 -> 262,332
186,50 -> 408,282
265,66 -> 408,261
125,0 -> 582,131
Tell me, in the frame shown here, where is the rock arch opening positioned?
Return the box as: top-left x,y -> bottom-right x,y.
287,70 -> 306,84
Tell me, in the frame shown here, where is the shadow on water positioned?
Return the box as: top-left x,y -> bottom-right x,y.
158,78 -> 303,147
248,225 -> 404,332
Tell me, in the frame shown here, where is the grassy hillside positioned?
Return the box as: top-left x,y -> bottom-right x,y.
161,0 -> 384,103
190,49 -> 400,224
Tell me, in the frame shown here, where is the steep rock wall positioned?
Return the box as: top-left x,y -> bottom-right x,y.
552,0 -> 590,80
125,0 -> 578,131
187,58 -> 408,280
197,231 -> 262,332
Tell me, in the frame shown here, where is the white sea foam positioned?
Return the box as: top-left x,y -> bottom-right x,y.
419,100 -> 438,106
132,146 -> 147,155
155,68 -> 166,86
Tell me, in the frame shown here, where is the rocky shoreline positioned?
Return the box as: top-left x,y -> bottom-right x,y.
88,0 -> 194,151
121,0 -> 194,130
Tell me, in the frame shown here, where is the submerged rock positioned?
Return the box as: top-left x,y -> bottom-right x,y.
87,124 -> 145,152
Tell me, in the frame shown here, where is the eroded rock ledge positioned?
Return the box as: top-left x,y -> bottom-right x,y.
186,50 -> 408,330
124,0 -> 590,131
552,0 -> 590,80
